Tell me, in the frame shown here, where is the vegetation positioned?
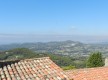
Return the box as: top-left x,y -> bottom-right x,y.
0,48 -> 36,60
0,48 -> 86,69
1,41 -> 108,57
86,52 -> 104,68
0,48 -> 106,70
61,65 -> 75,70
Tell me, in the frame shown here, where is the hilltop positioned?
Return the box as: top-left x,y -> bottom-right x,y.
0,40 -> 108,57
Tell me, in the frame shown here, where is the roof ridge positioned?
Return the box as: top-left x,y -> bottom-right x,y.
0,57 -> 50,62
0,57 -> 71,80
20,57 -> 50,61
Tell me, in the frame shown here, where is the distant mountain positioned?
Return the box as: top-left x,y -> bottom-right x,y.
0,40 -> 108,57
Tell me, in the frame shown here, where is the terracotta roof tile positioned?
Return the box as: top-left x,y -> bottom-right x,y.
66,67 -> 108,80
0,57 -> 70,80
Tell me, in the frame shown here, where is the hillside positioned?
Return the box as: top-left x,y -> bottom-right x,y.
0,40 -> 108,57
0,48 -> 86,68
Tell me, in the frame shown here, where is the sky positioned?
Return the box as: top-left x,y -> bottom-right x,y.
0,0 -> 108,44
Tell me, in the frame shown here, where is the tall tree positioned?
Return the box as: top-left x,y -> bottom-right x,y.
86,52 -> 104,68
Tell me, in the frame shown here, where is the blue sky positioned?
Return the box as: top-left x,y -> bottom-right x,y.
0,0 -> 108,44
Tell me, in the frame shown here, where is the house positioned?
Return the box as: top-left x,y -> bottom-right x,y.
66,66 -> 108,80
0,57 -> 72,80
1,57 -> 108,80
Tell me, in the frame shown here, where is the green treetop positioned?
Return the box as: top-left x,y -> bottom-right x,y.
86,52 -> 104,68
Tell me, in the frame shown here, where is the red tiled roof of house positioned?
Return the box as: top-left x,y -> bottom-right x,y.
0,57 -> 71,80
66,67 -> 108,80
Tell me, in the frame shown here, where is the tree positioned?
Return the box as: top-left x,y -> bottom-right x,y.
86,52 -> 104,68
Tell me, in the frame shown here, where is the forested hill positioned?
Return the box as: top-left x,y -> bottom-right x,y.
0,40 -> 108,57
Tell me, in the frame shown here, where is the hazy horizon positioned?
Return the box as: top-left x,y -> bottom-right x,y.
0,34 -> 108,44
0,0 -> 108,44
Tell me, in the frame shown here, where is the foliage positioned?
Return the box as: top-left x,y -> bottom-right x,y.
0,48 -> 86,69
86,52 -> 104,68
0,48 -> 37,60
61,65 -> 75,70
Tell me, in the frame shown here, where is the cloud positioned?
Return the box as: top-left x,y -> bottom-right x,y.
70,26 -> 76,30
64,26 -> 78,35
68,26 -> 77,32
